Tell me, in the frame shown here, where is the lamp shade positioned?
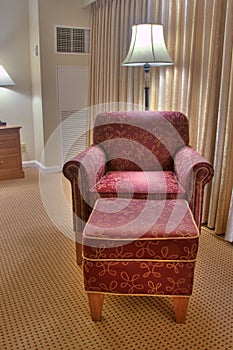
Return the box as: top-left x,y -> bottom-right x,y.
122,24 -> 173,67
0,65 -> 15,86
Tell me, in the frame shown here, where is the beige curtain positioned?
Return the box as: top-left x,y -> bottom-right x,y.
89,0 -> 233,236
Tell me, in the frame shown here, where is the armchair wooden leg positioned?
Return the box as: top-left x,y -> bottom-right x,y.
88,293 -> 104,321
75,232 -> 83,265
172,296 -> 190,324
75,241 -> 83,265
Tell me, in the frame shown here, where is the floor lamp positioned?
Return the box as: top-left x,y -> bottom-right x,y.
122,24 -> 173,110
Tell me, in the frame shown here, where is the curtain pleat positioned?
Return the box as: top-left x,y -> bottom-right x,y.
89,0 -> 233,236
208,0 -> 233,235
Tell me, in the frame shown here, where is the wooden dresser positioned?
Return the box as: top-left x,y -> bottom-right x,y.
0,125 -> 24,180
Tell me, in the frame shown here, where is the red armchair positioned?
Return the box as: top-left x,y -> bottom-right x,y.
63,111 -> 214,264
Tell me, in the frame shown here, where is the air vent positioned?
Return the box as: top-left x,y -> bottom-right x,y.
56,26 -> 90,54
60,109 -> 88,163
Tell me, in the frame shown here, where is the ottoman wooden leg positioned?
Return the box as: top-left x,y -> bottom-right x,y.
88,293 -> 105,321
172,297 -> 190,324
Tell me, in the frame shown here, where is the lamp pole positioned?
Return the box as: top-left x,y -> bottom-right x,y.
144,63 -> 150,110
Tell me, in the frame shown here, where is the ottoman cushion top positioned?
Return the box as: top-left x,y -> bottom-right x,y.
83,199 -> 199,261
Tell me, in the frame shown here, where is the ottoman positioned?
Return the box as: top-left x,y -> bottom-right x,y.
83,198 -> 199,323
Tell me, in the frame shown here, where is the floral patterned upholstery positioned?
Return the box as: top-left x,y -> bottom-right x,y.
63,111 -> 214,264
93,111 -> 189,171
83,198 -> 199,297
89,171 -> 186,206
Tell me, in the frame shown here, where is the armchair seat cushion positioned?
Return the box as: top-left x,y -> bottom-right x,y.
89,171 -> 186,201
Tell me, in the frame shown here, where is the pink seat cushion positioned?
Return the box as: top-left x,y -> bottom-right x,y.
89,171 -> 186,200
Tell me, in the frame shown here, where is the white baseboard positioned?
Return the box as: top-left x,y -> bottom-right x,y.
23,160 -> 61,174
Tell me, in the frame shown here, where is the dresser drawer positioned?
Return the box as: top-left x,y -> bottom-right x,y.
0,125 -> 24,180
0,135 -> 19,154
0,154 -> 21,171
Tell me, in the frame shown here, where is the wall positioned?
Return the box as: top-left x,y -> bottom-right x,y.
0,0 -> 35,161
28,0 -> 44,163
37,0 -> 90,157
0,0 -> 91,164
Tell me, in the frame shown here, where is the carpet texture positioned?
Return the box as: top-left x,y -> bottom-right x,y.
0,168 -> 232,350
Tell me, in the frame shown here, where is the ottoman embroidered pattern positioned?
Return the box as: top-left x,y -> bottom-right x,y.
83,198 -> 199,323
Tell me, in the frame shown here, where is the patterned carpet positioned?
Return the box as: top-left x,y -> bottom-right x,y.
0,168 -> 232,350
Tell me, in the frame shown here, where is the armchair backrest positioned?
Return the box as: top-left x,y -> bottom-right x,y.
93,111 -> 189,171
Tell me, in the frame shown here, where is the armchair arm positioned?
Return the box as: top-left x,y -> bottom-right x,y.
174,146 -> 214,229
63,145 -> 106,232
